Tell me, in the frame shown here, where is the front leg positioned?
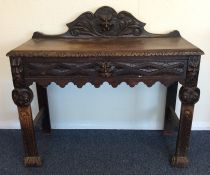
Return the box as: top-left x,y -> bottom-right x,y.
12,87 -> 42,166
171,87 -> 200,167
10,57 -> 41,166
171,56 -> 201,167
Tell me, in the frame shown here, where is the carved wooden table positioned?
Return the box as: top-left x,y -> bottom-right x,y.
7,6 -> 204,168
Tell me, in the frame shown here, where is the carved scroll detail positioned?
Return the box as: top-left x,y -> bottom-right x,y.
12,88 -> 33,107
32,6 -> 180,39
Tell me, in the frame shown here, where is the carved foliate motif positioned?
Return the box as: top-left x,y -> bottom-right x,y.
33,6 -> 180,39
98,62 -> 114,78
178,56 -> 201,104
10,57 -> 25,88
12,88 -> 33,106
185,56 -> 200,87
179,86 -> 200,104
67,6 -> 145,37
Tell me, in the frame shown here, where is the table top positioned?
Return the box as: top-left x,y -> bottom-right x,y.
7,37 -> 203,58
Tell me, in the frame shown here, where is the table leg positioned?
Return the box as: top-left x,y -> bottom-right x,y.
171,86 -> 200,167
12,87 -> 42,166
171,56 -> 201,167
36,83 -> 51,133
164,82 -> 178,135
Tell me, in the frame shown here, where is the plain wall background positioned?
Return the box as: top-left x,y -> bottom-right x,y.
0,0 -> 210,130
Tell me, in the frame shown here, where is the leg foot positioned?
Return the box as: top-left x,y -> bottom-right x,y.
24,156 -> 42,167
171,155 -> 188,168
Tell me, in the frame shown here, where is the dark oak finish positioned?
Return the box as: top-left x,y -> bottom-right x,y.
171,56 -> 201,167
7,6 -> 203,168
33,107 -> 44,127
36,84 -> 51,133
164,82 -> 178,135
10,57 -> 42,166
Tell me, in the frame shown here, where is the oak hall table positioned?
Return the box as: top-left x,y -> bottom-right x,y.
7,6 -> 204,167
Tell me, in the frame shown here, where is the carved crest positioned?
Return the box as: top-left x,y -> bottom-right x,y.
33,6 -> 180,39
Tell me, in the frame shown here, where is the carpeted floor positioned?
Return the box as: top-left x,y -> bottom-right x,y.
0,130 -> 210,175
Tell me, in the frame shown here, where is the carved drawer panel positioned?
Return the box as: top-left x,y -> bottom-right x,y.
24,60 -> 187,78
23,59 -> 187,88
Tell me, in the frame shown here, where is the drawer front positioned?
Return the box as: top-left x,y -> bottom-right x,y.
23,59 -> 187,87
